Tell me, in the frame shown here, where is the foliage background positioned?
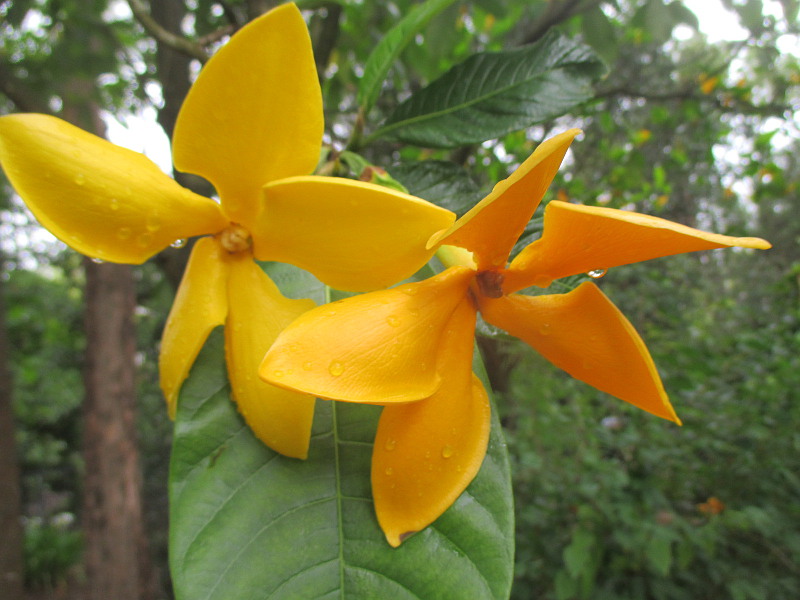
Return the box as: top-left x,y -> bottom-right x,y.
1,0 -> 798,598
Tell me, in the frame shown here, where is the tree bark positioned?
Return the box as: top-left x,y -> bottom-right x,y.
81,260 -> 153,600
62,95 -> 155,600
0,256 -> 25,600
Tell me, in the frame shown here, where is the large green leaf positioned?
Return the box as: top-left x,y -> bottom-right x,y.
389,159 -> 483,217
357,0 -> 459,114
168,274 -> 515,599
369,31 -> 606,148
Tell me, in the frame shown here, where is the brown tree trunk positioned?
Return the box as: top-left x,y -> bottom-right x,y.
0,257 -> 25,600
81,260 -> 154,600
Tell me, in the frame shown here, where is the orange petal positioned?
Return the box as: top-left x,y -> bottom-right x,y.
254,176 -> 455,292
505,201 -> 772,292
159,237 -> 229,417
428,129 -> 580,270
372,299 -> 490,547
226,254 -> 317,459
172,4 -> 322,226
0,113 -> 227,263
260,266 -> 476,404
479,282 -> 680,423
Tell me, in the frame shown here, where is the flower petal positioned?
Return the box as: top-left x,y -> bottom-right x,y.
159,237 -> 229,417
226,254 -> 317,459
428,129 -> 580,269
480,282 -> 680,423
260,266 -> 475,404
254,176 -> 456,291
172,4 -> 322,226
0,114 -> 227,263
372,299 -> 490,547
505,201 -> 772,292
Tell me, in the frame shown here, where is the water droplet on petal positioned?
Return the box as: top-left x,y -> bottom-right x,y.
384,438 -> 397,451
441,445 -> 454,459
401,286 -> 418,296
328,361 -> 344,377
117,227 -> 132,241
538,323 -> 552,336
146,214 -> 161,232
272,370 -> 284,378
171,238 -> 187,249
74,173 -> 86,185
384,467 -> 393,475
386,315 -> 400,327
137,232 -> 153,248
109,198 -> 120,211
302,361 -> 314,371
90,257 -> 104,264
588,269 -> 607,279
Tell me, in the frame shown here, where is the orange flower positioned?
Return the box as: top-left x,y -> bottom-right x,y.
260,129 -> 770,544
697,497 -> 726,515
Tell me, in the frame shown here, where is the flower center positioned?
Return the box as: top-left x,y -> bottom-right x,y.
476,269 -> 505,298
219,224 -> 252,254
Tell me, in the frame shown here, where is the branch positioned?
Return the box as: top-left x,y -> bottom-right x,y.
523,0 -> 603,44
126,0 -> 208,61
596,84 -> 790,118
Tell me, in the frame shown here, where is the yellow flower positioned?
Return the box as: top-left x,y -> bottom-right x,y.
260,129 -> 770,543
0,4 -> 454,459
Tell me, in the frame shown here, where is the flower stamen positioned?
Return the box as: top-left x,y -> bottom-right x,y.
219,224 -> 252,253
476,269 -> 505,298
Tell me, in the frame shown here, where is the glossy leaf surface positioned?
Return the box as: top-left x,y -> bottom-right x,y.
372,31 -> 605,147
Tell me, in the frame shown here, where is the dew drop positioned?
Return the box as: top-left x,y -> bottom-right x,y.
146,214 -> 161,232
386,315 -> 400,327
171,238 -> 187,249
116,227 -> 132,241
302,361 -> 314,371
109,198 -> 120,211
588,269 -> 607,279
328,361 -> 345,377
538,323 -> 552,336
137,232 -> 153,248
90,257 -> 104,264
74,173 -> 86,185
441,445 -> 454,459
401,286 -> 418,296
272,370 -> 284,378
384,467 -> 394,475
384,438 -> 397,451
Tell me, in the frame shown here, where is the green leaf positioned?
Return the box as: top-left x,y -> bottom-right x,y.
645,529 -> 673,576
389,160 -> 483,216
168,276 -> 514,599
357,0 -> 460,114
369,30 -> 605,148
581,6 -> 619,65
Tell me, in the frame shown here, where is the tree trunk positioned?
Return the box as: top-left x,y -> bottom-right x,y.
0,257 -> 25,600
81,260 -> 154,600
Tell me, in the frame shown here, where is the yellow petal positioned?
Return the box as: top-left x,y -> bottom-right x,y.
479,282 -> 680,423
428,129 -> 580,269
372,299 -> 490,547
225,253 -> 317,459
159,237 -> 229,417
254,176 -> 456,292
0,114 -> 227,263
505,201 -> 772,292
172,4 -> 322,226
260,266 -> 476,403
